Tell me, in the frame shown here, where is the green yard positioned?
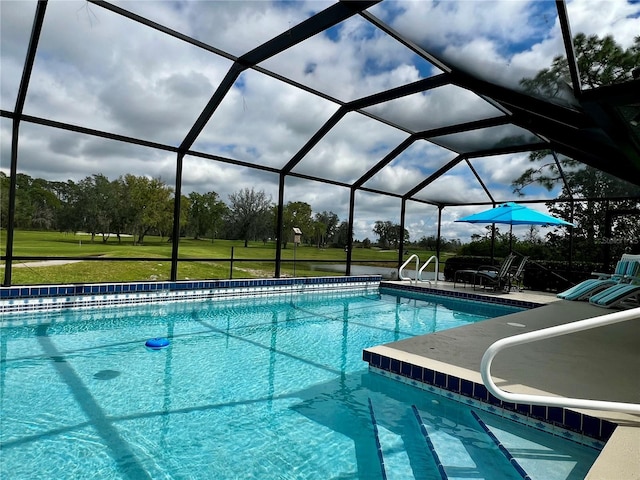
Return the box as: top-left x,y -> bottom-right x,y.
1,230 -> 449,285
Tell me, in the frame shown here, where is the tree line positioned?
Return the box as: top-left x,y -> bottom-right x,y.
2,172 -> 445,250
0,172 -> 346,247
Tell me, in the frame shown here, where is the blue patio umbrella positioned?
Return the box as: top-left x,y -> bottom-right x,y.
455,202 -> 574,251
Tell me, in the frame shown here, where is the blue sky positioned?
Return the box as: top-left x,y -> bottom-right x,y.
1,0 -> 639,242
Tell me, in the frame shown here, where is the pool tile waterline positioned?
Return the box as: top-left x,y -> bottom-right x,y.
0,276 -> 380,315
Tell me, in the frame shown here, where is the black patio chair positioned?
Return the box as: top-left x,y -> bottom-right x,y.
473,254 -> 517,292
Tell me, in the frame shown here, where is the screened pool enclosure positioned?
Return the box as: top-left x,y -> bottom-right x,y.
1,0 -> 639,286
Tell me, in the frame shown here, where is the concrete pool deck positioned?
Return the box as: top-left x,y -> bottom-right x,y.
371,280 -> 640,480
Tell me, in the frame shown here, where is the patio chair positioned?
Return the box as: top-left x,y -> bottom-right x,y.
507,256 -> 529,292
473,253 -> 517,292
557,256 -> 639,301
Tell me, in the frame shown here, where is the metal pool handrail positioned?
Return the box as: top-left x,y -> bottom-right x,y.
399,254 -> 420,283
418,255 -> 439,286
480,307 -> 640,414
399,254 -> 439,285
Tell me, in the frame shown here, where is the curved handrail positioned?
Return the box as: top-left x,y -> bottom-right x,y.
480,307 -> 640,414
399,254 -> 420,283
418,255 -> 439,286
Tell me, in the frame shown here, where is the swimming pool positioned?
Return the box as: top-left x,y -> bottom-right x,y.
0,288 -> 599,479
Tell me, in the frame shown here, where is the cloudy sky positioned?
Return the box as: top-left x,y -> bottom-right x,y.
1,0 -> 638,242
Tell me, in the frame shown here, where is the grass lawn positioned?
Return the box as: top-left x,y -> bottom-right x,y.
1,230 -> 452,285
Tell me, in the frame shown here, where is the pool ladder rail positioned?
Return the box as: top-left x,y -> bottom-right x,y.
399,254 -> 439,285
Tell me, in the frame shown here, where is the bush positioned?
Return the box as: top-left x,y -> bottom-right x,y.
521,260 -> 601,292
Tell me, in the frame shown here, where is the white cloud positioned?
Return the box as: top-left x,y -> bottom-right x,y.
291,111 -> 408,182
193,69 -> 339,167
366,84 -> 504,132
388,1 -> 541,47
2,0 -> 636,247
566,0 -> 640,48
417,173 -> 489,205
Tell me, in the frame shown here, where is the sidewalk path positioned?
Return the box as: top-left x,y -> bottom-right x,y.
0,260 -> 84,268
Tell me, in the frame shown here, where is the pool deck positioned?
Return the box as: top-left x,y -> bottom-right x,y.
371,281 -> 640,480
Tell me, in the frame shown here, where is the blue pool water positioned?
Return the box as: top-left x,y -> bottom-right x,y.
1,290 -> 599,479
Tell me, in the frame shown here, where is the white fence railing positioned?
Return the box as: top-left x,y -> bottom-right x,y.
480,307 -> 640,414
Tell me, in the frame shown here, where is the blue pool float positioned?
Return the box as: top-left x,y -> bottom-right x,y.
145,337 -> 170,349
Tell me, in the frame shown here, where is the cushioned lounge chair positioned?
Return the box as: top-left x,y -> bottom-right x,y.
557,256 -> 639,301
589,281 -> 640,309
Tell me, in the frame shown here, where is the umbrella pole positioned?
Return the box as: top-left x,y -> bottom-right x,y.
490,224 -> 495,262
509,224 -> 513,253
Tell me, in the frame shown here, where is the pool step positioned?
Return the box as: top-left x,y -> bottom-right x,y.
411,405 -> 448,480
368,398 -> 456,480
369,397 -> 543,480
406,404 -> 529,480
470,410 -> 532,479
367,398 -> 388,480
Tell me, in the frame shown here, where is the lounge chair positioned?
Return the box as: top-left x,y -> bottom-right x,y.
589,281 -> 640,309
454,253 -> 514,288
507,256 -> 529,292
557,255 -> 639,301
473,254 -> 517,292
